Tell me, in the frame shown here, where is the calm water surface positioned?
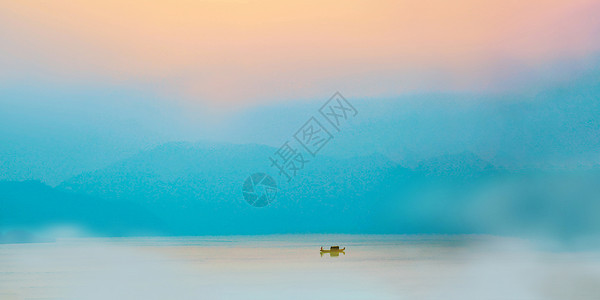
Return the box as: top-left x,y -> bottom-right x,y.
1,235 -> 599,299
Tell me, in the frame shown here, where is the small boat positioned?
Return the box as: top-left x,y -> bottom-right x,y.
320,246 -> 345,253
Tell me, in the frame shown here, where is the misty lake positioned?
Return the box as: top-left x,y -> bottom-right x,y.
1,235 -> 599,300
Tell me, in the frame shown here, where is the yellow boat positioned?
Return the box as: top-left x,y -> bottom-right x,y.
320,246 -> 345,253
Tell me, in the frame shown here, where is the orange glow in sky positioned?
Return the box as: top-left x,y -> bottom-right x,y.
1,0 -> 599,105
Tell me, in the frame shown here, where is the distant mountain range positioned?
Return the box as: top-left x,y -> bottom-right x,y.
2,141 -> 599,242
57,142 -> 403,235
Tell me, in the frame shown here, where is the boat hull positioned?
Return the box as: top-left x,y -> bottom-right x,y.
320,248 -> 345,253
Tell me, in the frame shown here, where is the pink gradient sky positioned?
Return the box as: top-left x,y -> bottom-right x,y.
1,0 -> 599,107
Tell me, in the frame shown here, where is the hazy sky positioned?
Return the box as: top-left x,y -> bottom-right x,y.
1,0 -> 600,184
1,0 -> 599,107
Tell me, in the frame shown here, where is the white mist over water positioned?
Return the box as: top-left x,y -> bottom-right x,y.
1,235 -> 599,300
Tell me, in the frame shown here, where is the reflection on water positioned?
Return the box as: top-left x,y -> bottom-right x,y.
320,250 -> 345,257
1,235 -> 600,300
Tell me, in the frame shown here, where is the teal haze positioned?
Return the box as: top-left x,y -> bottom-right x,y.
1,65 -> 600,245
